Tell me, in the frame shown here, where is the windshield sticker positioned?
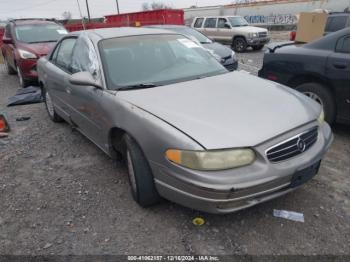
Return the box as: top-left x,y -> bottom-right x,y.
57,30 -> 68,34
178,38 -> 200,48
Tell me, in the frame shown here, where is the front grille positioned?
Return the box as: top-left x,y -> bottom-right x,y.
259,32 -> 267,38
266,127 -> 318,163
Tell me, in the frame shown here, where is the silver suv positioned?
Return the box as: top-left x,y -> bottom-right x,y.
192,16 -> 270,52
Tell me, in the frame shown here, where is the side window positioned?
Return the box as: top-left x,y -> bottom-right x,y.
218,18 -> 228,28
194,18 -> 204,28
5,24 -> 11,38
71,35 -> 100,79
341,37 -> 350,53
326,16 -> 348,32
50,43 -> 61,62
204,18 -> 217,28
55,38 -> 77,72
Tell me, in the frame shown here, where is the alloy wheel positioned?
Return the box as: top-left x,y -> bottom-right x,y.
45,91 -> 55,118
303,91 -> 324,106
17,66 -> 24,87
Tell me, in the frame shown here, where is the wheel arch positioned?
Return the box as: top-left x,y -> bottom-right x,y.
287,74 -> 336,98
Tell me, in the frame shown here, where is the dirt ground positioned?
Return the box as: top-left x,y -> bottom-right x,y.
0,33 -> 349,256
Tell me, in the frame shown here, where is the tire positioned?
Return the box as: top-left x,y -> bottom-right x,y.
17,66 -> 30,88
123,134 -> 160,207
232,37 -> 247,53
296,82 -> 336,124
43,87 -> 63,123
252,45 -> 264,51
3,57 -> 16,75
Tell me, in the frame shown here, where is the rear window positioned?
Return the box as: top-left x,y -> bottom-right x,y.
325,16 -> 348,32
194,18 -> 204,28
15,24 -> 68,43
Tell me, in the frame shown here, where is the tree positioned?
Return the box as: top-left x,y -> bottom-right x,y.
62,11 -> 72,20
142,1 -> 172,11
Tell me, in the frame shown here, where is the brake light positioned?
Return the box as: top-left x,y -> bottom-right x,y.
267,74 -> 278,81
0,114 -> 10,132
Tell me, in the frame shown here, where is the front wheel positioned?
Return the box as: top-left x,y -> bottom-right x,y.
123,134 -> 160,207
296,82 -> 336,124
252,45 -> 264,51
43,87 -> 63,123
17,66 -> 30,88
232,37 -> 247,53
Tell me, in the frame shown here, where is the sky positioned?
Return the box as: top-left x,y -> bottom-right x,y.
0,0 -> 238,20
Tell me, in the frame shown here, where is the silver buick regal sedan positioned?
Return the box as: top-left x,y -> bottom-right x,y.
38,28 -> 333,214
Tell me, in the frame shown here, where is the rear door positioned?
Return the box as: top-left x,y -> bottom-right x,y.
203,18 -> 218,40
326,35 -> 350,122
45,37 -> 77,120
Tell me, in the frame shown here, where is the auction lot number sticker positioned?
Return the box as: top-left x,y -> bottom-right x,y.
128,255 -> 219,261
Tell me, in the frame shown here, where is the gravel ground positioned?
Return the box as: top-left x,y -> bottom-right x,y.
0,33 -> 350,256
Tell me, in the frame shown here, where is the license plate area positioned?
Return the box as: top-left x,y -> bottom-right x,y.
290,161 -> 321,188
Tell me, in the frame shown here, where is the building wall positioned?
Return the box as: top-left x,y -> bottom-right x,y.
184,0 -> 350,26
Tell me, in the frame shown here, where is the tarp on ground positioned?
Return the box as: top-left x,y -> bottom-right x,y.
7,86 -> 43,107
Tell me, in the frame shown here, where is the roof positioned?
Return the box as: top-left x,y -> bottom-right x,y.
72,27 -> 179,40
145,25 -> 187,29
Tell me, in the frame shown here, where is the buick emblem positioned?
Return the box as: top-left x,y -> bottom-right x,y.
297,138 -> 306,153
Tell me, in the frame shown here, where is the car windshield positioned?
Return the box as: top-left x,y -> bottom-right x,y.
170,27 -> 212,44
228,17 -> 249,27
99,34 -> 227,90
15,24 -> 68,43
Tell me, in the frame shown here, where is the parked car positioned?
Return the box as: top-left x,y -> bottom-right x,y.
259,27 -> 350,125
1,19 -> 68,87
38,28 -> 332,214
146,25 -> 238,71
191,16 -> 270,52
290,12 -> 350,41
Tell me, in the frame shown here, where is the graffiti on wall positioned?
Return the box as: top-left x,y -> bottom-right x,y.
244,14 -> 297,24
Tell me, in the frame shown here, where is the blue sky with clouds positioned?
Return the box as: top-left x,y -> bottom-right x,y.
0,0 -> 236,20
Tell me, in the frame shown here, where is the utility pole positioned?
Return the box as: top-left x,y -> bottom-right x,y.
85,0 -> 91,22
116,0 -> 120,14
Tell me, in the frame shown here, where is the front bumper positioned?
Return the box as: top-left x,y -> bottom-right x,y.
247,37 -> 271,46
224,60 -> 238,71
151,122 -> 333,214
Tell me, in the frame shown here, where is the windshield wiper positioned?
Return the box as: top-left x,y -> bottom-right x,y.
117,83 -> 160,91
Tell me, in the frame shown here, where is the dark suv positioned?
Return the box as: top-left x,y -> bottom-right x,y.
1,19 -> 68,87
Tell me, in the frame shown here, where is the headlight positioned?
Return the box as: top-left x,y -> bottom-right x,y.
165,148 -> 256,171
318,109 -> 325,124
18,49 -> 37,59
231,51 -> 237,61
249,32 -> 259,38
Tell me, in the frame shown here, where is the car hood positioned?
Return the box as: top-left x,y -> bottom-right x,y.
202,42 -> 233,58
19,42 -> 56,57
234,26 -> 267,33
118,71 -> 320,150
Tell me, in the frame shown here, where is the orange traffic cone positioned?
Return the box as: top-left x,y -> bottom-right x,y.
0,113 -> 10,133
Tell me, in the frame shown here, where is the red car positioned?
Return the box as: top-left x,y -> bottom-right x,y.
1,19 -> 68,87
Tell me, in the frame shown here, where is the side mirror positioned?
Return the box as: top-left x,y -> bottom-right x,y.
69,71 -> 103,89
3,38 -> 13,44
224,23 -> 231,29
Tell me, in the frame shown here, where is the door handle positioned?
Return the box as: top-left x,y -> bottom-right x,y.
333,63 -> 347,69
